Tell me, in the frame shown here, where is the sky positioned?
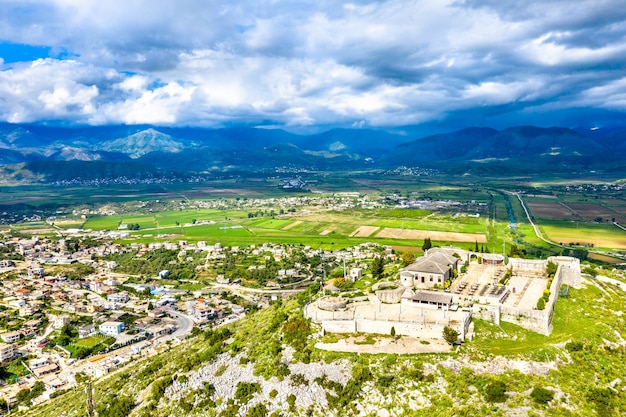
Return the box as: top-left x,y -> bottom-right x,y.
0,0 -> 625,133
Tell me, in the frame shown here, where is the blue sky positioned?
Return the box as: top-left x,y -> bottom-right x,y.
0,0 -> 625,132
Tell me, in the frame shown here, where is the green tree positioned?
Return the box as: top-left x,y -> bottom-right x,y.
442,325 -> 459,345
400,251 -> 415,267
422,237 -> 432,252
371,256 -> 384,279
390,326 -> 396,337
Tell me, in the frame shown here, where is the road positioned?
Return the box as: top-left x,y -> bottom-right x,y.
167,311 -> 194,339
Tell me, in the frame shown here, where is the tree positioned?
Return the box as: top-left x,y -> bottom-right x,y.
400,251 -> 415,267
371,256 -> 384,279
422,237 -> 432,252
390,326 -> 396,337
442,325 -> 459,345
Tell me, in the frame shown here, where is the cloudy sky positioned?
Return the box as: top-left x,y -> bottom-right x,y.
1,0 -> 625,132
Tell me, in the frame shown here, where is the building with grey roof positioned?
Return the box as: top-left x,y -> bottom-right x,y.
399,250 -> 458,289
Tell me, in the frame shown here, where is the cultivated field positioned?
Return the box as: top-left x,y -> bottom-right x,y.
541,222 -> 626,250
564,203 -> 625,223
349,225 -> 379,237
527,202 -> 574,220
281,220 -> 302,230
375,227 -> 487,242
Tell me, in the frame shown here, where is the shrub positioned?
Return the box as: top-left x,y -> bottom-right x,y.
536,297 -> 546,310
287,393 -> 297,411
443,325 -> 459,345
484,381 -> 507,403
530,386 -> 554,404
565,341 -> 584,352
247,403 -> 269,417
234,381 -> 261,404
291,373 -> 308,386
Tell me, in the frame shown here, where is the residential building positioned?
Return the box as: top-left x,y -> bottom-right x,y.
1,331 -> 21,343
0,343 -> 14,362
99,321 -> 125,335
53,315 -> 71,329
107,291 -> 129,304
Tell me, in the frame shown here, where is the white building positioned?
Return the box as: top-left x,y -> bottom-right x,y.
99,321 -> 125,335
0,343 -> 15,362
1,331 -> 21,343
349,268 -> 362,281
53,315 -> 71,329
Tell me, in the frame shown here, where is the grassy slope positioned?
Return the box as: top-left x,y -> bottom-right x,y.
18,275 -> 626,417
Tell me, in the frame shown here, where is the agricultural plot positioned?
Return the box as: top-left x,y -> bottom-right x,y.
319,226 -> 336,236
373,217 -> 486,234
564,203 -> 625,223
540,222 -> 626,250
245,218 -> 293,230
280,220 -> 302,230
350,225 -> 379,237
526,202 -> 574,220
375,227 -> 487,243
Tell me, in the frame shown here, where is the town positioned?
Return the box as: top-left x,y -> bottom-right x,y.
0,214 -> 583,410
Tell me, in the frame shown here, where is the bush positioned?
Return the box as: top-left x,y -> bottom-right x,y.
484,380 -> 507,403
234,381 -> 261,404
247,403 -> 269,417
530,386 -> 554,404
536,297 -> 545,310
443,325 -> 459,345
565,341 -> 584,352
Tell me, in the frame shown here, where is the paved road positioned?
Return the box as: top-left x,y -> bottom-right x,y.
167,311 -> 194,339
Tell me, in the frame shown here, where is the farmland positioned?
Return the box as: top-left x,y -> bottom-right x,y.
3,173 -> 626,262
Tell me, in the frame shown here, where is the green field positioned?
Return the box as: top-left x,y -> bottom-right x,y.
539,220 -> 626,250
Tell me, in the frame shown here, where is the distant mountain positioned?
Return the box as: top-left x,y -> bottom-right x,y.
100,128 -> 189,158
380,127 -> 498,166
47,147 -> 132,162
0,160 -> 172,183
1,122 -> 626,181
379,125 -> 626,173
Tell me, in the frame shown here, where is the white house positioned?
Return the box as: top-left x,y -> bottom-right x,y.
1,331 -> 21,343
0,343 -> 15,362
349,268 -> 362,282
99,321 -> 125,335
53,315 -> 71,329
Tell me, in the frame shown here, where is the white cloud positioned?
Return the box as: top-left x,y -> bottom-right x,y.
0,0 -> 625,128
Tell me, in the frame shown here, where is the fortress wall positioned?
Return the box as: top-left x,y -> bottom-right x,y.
322,320 -> 356,334
548,256 -> 581,288
496,263 -> 565,335
509,258 -> 546,274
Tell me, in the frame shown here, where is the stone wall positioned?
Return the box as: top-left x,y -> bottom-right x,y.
509,258 -> 546,275
548,256 -> 581,288
496,263 -> 565,335
375,287 -> 407,304
320,317 -> 469,340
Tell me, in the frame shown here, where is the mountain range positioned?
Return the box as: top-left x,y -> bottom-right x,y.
1,122 -> 625,182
